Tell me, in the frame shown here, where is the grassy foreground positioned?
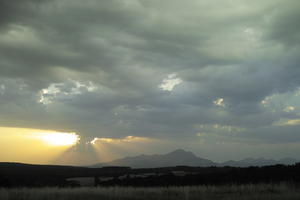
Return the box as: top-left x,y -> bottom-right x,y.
1,184 -> 300,200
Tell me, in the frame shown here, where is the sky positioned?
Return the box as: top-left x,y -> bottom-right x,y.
0,0 -> 300,165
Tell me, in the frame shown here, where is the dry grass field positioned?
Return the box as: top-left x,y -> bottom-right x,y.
1,183 -> 300,200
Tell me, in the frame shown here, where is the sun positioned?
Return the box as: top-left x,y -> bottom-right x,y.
38,132 -> 80,146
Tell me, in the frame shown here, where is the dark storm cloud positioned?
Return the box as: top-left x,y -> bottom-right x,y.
1,0 -> 300,150
264,0 -> 300,46
0,0 -> 47,29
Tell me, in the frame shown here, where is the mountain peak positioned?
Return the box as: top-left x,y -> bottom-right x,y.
169,149 -> 189,153
167,149 -> 195,157
163,149 -> 200,161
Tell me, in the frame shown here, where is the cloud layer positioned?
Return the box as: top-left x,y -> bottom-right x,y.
1,0 -> 300,159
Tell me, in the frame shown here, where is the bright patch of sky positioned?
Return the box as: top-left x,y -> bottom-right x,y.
261,89 -> 300,114
283,106 -> 295,113
39,80 -> 97,105
274,119 -> 300,126
159,73 -> 183,91
213,98 -> 225,107
90,136 -> 148,145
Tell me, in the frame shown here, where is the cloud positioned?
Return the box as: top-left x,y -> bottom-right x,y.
0,84 -> 5,94
90,136 -> 149,145
213,98 -> 225,107
0,0 -> 300,160
275,119 -> 300,126
283,106 -> 295,113
284,119 -> 300,126
159,73 -> 183,91
39,80 -> 98,105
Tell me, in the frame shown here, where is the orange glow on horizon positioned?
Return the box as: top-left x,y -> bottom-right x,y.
0,127 -> 160,165
0,127 -> 80,164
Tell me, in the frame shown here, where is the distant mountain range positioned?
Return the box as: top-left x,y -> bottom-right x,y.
90,149 -> 299,168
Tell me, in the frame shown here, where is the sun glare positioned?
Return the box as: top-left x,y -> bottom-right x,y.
38,132 -> 80,146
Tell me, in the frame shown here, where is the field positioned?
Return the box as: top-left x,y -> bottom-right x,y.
1,183 -> 300,200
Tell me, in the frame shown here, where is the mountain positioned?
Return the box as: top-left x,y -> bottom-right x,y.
90,149 -> 299,168
221,157 -> 299,167
278,158 -> 299,165
91,149 -> 216,168
221,158 -> 277,167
